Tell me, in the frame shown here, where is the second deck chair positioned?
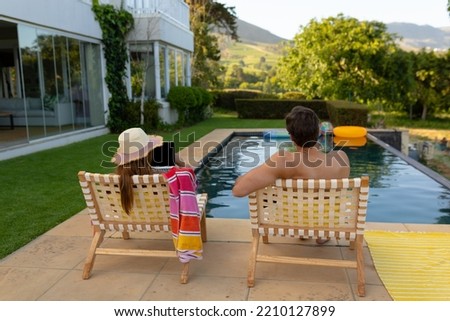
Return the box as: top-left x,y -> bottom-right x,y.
247,176 -> 369,297
78,171 -> 208,284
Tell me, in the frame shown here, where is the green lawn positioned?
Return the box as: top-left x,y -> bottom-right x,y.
0,113 -> 284,259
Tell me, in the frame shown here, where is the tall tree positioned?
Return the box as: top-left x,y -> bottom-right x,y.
186,0 -> 238,88
276,15 -> 409,105
410,50 -> 449,120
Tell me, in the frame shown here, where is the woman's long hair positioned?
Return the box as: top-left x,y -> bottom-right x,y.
115,153 -> 154,214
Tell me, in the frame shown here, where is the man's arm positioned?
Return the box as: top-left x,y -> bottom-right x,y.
232,154 -> 282,197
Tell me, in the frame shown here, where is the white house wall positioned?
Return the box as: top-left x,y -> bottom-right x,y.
0,0 -> 194,156
0,0 -> 102,40
131,16 -> 194,52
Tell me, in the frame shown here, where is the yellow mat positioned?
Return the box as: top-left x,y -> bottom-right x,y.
364,231 -> 450,301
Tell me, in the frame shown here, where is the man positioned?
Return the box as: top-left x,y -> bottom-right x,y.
232,106 -> 350,244
232,106 -> 350,197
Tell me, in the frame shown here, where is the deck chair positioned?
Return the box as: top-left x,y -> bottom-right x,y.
78,171 -> 208,284
247,176 -> 369,297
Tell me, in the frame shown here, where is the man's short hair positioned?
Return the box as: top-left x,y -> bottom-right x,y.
285,106 -> 320,148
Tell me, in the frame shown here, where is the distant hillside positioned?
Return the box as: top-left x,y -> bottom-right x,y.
216,19 -> 286,68
236,19 -> 287,44
387,23 -> 450,51
217,20 -> 450,80
230,19 -> 450,51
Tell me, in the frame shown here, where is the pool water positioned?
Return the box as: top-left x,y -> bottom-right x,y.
196,135 -> 450,224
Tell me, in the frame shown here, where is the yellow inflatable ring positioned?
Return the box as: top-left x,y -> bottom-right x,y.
334,136 -> 367,147
333,126 -> 367,138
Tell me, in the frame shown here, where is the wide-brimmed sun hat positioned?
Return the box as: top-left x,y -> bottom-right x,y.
112,128 -> 163,166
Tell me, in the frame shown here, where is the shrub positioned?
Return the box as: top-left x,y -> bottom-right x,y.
280,92 -> 307,100
235,99 -> 328,119
211,89 -> 277,111
234,99 -> 368,125
124,99 -> 162,130
167,86 -> 197,126
326,100 -> 368,126
189,87 -> 205,124
167,86 -> 212,126
142,99 -> 162,131
202,88 -> 214,107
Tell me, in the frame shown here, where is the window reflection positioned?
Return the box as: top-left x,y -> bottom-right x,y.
0,23 -> 104,148
130,43 -> 155,100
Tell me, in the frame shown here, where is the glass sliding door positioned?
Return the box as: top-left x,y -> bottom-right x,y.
159,46 -> 166,98
129,43 -> 156,100
13,24 -> 105,146
169,48 -> 176,89
68,38 -> 84,128
82,42 -> 103,127
18,25 -> 45,140
54,35 -> 75,132
176,51 -> 184,86
37,29 -> 57,133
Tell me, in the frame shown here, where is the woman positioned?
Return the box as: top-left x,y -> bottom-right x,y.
111,128 -> 163,214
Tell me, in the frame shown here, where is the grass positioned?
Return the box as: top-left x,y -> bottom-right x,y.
369,111 -> 450,131
220,41 -> 282,67
0,113 -> 284,259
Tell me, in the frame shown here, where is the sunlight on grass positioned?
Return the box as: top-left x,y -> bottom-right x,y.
369,111 -> 450,130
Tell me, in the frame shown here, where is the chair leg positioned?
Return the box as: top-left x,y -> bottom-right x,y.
180,263 -> 189,284
355,235 -> 365,296
200,211 -> 207,242
82,230 -> 105,280
247,232 -> 260,287
349,240 -> 355,250
122,231 -> 130,240
262,235 -> 269,244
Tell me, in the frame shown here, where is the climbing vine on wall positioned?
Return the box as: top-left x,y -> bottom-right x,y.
92,0 -> 134,133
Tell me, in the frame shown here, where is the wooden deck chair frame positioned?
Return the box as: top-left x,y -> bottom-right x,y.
78,171 -> 208,284
247,176 -> 369,297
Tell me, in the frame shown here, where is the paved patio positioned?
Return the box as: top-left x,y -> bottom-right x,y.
1,210 -> 450,301
1,129 -> 449,301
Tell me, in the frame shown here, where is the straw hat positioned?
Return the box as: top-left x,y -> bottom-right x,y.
112,128 -> 163,166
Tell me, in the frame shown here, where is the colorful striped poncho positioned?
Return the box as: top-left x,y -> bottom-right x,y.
163,167 -> 203,263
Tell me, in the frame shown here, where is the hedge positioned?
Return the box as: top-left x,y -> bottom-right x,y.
235,99 -> 329,120
211,89 -> 277,111
326,100 -> 368,127
234,98 -> 368,126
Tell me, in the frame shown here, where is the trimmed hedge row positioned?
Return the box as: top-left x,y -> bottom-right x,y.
326,100 -> 368,127
235,99 -> 329,120
235,98 -> 368,126
211,89 -> 277,111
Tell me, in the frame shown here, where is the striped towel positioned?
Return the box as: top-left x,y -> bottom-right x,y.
365,231 -> 450,300
163,167 -> 203,263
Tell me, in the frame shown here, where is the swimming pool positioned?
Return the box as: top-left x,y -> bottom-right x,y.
196,134 -> 450,224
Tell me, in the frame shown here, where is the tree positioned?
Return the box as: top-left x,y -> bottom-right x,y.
276,15 -> 407,104
410,50 -> 449,119
186,0 -> 238,88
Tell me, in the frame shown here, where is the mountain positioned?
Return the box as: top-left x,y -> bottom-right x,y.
233,19 -> 450,51
386,23 -> 450,51
235,19 -> 287,44
217,20 -> 449,75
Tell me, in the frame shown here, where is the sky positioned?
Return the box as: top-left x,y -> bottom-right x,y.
219,0 -> 450,39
